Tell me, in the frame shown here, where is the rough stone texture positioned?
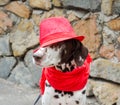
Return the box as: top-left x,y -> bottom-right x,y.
0,0 -> 10,6
101,0 -> 114,15
5,1 -> 31,18
62,0 -> 101,11
66,10 -> 79,22
24,50 -> 42,86
115,49 -> 120,61
32,12 -> 42,26
102,26 -> 118,45
0,35 -> 11,55
8,62 -> 37,88
0,10 -> 13,34
90,58 -> 120,83
118,36 -> 120,42
52,0 -> 62,7
8,12 -> 21,26
106,18 -> 120,31
29,0 -> 52,10
113,0 -> 120,14
86,97 -> 100,105
10,19 -> 39,56
73,14 -> 102,59
0,57 -> 16,78
98,13 -> 119,23
74,10 -> 88,19
99,44 -> 115,59
86,79 -> 120,105
40,8 -> 65,21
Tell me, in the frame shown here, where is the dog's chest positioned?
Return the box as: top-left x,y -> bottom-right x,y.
42,81 -> 86,105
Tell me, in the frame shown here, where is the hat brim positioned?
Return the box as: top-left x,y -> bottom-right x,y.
40,32 -> 85,47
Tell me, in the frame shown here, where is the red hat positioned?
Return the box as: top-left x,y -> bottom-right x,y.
39,17 -> 84,47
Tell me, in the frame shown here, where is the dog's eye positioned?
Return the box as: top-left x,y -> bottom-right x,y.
33,56 -> 41,61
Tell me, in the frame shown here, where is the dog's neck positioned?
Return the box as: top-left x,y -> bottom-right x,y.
55,55 -> 85,72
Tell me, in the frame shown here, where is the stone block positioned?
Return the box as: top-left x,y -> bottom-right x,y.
73,14 -> 101,59
113,0 -> 120,14
0,57 -> 16,78
99,44 -> 115,59
24,50 -> 42,86
5,1 -> 31,18
8,62 -> 36,88
102,26 -> 118,44
29,0 -> 52,10
101,0 -> 114,15
106,18 -> 120,31
90,58 -> 120,84
10,19 -> 39,56
0,11 -> 13,34
62,0 -> 101,11
87,79 -> 120,105
0,0 -> 10,6
0,35 -> 11,55
52,0 -> 62,7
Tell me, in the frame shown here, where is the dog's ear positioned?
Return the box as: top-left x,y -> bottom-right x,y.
74,40 -> 88,66
79,42 -> 88,60
59,39 -> 88,66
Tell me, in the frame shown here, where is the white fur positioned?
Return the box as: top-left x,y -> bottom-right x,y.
33,45 -> 87,105
33,46 -> 63,67
42,81 -> 86,105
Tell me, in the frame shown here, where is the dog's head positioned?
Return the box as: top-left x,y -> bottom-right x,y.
33,39 -> 88,72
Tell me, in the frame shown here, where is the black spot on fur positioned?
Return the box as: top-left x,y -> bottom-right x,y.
75,100 -> 79,104
62,68 -> 69,72
69,62 -> 71,65
55,90 -> 74,97
54,95 -> 59,99
112,103 -> 116,105
82,90 -> 86,94
55,39 -> 88,72
61,93 -> 64,97
45,83 -> 51,87
55,89 -> 62,94
56,65 -> 62,70
64,91 -> 73,96
70,66 -> 74,70
59,103 -> 61,105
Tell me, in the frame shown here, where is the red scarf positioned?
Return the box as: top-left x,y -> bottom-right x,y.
40,54 -> 92,95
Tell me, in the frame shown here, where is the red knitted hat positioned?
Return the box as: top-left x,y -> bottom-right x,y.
39,17 -> 84,47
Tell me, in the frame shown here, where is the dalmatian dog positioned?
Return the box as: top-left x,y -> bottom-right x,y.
33,39 -> 89,105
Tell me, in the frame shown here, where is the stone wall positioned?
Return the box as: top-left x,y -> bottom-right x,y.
0,0 -> 120,105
